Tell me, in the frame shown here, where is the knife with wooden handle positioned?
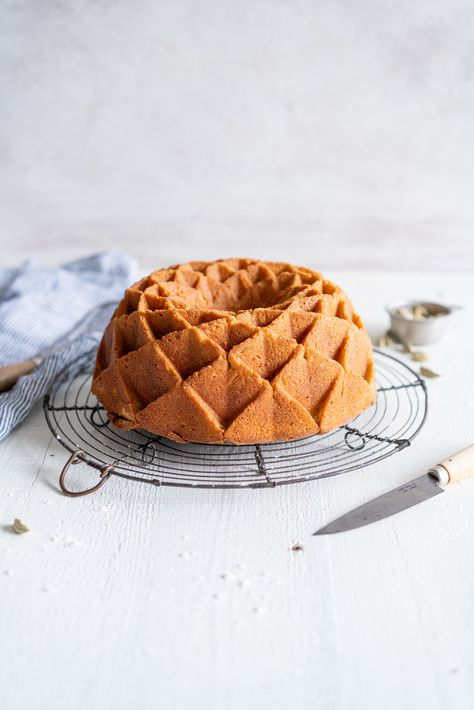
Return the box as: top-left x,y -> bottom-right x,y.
314,444 -> 474,535
0,358 -> 41,392
428,445 -> 474,484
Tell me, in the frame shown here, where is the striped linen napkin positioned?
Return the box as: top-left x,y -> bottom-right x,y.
0,251 -> 137,442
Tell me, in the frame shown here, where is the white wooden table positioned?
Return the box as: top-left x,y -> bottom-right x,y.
1,267 -> 474,710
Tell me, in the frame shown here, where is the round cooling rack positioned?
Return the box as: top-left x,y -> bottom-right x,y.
43,349 -> 428,496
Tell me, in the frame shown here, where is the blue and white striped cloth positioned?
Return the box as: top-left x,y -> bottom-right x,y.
0,252 -> 137,442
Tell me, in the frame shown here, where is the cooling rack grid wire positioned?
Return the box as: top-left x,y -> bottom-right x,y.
43,349 -> 428,495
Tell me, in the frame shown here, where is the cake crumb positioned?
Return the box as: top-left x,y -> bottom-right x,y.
220,572 -> 236,582
237,579 -> 252,590
376,333 -> 393,348
420,366 -> 441,379
41,585 -> 60,595
12,518 -> 29,535
411,351 -> 429,362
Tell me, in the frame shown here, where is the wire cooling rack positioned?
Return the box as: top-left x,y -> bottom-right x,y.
43,349 -> 427,495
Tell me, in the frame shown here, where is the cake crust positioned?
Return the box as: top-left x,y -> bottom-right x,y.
92,259 -> 376,444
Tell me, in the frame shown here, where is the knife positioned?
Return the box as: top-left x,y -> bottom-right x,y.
314,444 -> 474,535
0,301 -> 116,393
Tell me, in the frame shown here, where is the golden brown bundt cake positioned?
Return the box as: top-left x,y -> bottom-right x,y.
92,259 -> 376,444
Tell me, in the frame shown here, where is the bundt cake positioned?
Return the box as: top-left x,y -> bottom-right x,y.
92,259 -> 376,444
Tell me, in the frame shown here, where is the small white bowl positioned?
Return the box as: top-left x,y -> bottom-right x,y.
386,299 -> 459,346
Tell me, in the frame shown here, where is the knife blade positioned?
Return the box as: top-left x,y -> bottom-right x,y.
314,444 -> 474,535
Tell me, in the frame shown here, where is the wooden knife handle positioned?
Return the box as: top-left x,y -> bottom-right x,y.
0,359 -> 39,392
429,445 -> 474,485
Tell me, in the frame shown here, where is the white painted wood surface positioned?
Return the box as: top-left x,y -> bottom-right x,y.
1,267 -> 474,710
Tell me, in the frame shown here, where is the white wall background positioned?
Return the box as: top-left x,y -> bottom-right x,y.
0,0 -> 473,270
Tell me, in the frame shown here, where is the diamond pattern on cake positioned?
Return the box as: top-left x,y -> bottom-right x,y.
158,327 -> 222,379
336,327 -> 373,378
266,309 -> 317,342
137,383 -> 224,443
317,369 -> 374,433
225,382 -> 317,444
118,342 -> 181,405
186,357 -> 264,427
92,259 -> 376,443
302,315 -> 349,360
273,345 -> 343,415
92,361 -> 142,425
144,310 -> 190,339
199,317 -> 258,351
229,330 -> 297,381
